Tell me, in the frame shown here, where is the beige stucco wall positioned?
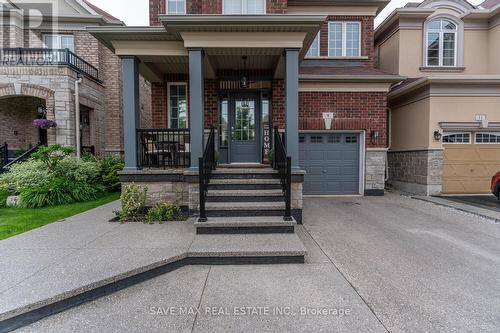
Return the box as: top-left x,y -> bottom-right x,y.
377,31 -> 400,75
398,29 -> 423,78
489,24 -> 500,74
429,96 -> 500,148
390,97 -> 430,151
463,30 -> 490,75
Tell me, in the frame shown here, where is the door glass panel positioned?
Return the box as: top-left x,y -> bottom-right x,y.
220,99 -> 229,146
235,99 -> 255,141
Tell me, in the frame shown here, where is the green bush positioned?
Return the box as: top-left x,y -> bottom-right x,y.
31,144 -> 74,171
19,178 -> 103,208
117,183 -> 147,222
0,183 -> 9,208
99,156 -> 124,192
145,201 -> 183,224
0,159 -> 52,193
54,157 -> 101,184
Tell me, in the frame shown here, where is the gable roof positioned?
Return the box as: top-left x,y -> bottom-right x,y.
480,0 -> 500,8
81,0 -> 122,24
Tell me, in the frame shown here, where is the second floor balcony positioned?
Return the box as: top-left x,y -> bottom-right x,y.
0,48 -> 100,82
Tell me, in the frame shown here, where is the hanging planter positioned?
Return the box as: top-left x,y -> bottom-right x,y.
33,119 -> 57,130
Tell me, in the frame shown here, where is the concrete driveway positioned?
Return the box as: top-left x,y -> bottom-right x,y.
15,193 -> 500,332
441,194 -> 500,212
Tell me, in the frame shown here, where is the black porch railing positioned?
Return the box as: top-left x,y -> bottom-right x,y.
0,144 -> 41,174
198,128 -> 216,222
0,143 -> 8,170
0,48 -> 99,81
273,128 -> 292,221
137,129 -> 190,169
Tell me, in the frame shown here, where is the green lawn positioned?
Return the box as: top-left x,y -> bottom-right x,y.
0,192 -> 120,241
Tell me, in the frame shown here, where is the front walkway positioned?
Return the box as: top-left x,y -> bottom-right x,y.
4,193 -> 500,332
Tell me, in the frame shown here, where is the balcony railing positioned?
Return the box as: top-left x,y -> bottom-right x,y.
0,48 -> 99,81
137,129 -> 191,169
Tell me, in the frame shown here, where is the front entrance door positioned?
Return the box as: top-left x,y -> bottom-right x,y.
230,94 -> 260,163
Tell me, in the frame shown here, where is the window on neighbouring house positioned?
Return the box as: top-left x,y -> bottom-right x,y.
306,33 -> 320,57
426,18 -> 457,67
168,83 -> 188,129
475,133 -> 500,144
442,132 -> 470,143
328,22 -> 361,57
42,34 -> 75,52
223,0 -> 266,14
166,0 -> 186,14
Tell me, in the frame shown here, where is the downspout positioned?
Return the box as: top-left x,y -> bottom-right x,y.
385,107 -> 392,182
75,74 -> 83,159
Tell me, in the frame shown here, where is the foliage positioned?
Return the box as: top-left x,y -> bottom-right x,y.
54,157 -> 101,184
98,156 -> 124,192
19,177 -> 103,208
145,201 -> 183,224
0,159 -> 52,192
268,148 -> 274,164
32,144 -> 75,171
0,183 -> 9,208
116,183 -> 147,222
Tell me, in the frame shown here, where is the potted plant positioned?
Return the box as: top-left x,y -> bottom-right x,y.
33,119 -> 57,130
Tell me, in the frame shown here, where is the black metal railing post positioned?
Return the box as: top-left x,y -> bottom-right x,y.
0,143 -> 8,171
199,157 -> 207,222
273,128 -> 293,221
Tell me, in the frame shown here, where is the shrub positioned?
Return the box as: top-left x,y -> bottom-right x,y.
0,159 -> 52,193
32,144 -> 74,171
19,178 -> 103,208
99,156 -> 124,192
117,183 -> 147,222
54,157 -> 101,184
145,201 -> 183,224
0,183 -> 9,208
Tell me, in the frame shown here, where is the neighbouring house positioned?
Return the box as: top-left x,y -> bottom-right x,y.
88,0 -> 402,222
0,0 -> 151,164
376,0 -> 500,195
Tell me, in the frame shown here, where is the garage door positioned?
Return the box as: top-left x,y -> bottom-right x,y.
443,132 -> 500,194
299,133 -> 360,195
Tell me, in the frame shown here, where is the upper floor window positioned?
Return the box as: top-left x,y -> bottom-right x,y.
426,18 -> 457,67
223,0 -> 266,14
42,34 -> 74,52
328,22 -> 361,57
306,33 -> 320,58
166,0 -> 186,15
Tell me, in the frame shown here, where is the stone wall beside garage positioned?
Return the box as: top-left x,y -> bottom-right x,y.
388,149 -> 443,196
365,149 -> 387,196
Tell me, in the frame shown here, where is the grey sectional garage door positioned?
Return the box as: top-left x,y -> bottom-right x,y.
299,133 -> 360,195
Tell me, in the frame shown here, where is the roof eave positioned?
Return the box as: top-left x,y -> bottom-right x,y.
375,8 -> 434,40
300,74 -> 406,83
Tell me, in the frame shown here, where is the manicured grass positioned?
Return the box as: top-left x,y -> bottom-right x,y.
0,192 -> 120,241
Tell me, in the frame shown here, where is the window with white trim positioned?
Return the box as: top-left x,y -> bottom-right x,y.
442,132 -> 470,143
306,33 -> 320,57
166,0 -> 186,15
426,18 -> 457,67
223,0 -> 266,14
168,83 -> 188,129
475,132 -> 500,144
42,34 -> 74,52
328,22 -> 361,57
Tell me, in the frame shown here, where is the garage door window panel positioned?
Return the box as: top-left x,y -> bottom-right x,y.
443,132 -> 470,144
475,133 -> 500,144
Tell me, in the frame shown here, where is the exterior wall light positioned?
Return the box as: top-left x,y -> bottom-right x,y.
371,130 -> 380,142
434,131 -> 442,141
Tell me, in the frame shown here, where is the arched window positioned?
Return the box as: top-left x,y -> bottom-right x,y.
426,18 -> 457,67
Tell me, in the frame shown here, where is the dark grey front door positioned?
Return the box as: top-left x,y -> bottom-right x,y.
230,94 -> 260,163
299,133 -> 360,195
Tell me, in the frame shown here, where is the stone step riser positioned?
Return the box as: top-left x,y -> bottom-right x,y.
206,196 -> 284,203
206,209 -> 286,218
208,184 -> 282,190
196,226 -> 295,234
211,174 -> 278,180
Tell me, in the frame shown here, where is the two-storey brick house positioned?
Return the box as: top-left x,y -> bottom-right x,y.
89,0 -> 402,223
0,0 -> 151,161
376,0 -> 500,195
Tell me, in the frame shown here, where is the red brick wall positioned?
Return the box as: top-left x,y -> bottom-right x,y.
204,79 -> 219,128
272,79 -> 285,130
298,92 -> 387,148
319,16 -> 375,66
149,0 -> 165,25
267,0 -> 287,14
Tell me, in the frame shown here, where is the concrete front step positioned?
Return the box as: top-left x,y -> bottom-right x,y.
206,202 -> 285,210
195,216 -> 296,234
208,179 -> 282,191
207,189 -> 284,203
211,168 -> 278,180
188,233 -> 306,262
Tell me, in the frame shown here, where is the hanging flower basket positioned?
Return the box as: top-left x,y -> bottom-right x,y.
33,119 -> 57,130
